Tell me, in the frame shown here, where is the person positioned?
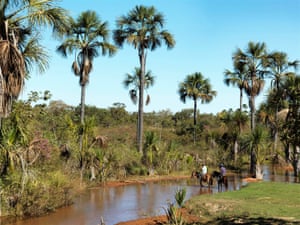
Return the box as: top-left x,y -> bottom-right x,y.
201,164 -> 208,179
219,163 -> 226,178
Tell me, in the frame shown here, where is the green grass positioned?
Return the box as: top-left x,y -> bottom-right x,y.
186,181 -> 300,224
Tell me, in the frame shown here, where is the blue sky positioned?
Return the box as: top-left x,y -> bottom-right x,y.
20,0 -> 300,114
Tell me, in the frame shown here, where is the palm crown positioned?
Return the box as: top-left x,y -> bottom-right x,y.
57,10 -> 117,86
113,5 -> 175,52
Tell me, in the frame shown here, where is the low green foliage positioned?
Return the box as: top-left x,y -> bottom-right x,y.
164,188 -> 187,225
164,203 -> 185,225
175,188 -> 187,208
1,170 -> 73,217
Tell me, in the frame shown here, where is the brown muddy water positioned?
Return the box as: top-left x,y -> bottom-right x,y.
3,166 -> 298,225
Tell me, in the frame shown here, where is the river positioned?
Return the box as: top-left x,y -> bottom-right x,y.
3,166 -> 298,225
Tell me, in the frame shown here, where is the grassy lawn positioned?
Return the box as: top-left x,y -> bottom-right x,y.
185,181 -> 300,224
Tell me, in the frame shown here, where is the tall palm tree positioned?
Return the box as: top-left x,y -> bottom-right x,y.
233,42 -> 268,175
224,60 -> 247,111
264,52 -> 299,152
56,10 -> 116,157
234,42 -> 268,131
178,72 -> 217,143
0,0 -> 69,118
113,5 -> 175,153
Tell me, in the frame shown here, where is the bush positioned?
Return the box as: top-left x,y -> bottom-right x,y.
2,170 -> 73,217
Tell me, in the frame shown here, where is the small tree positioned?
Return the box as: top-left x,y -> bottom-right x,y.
178,72 -> 217,144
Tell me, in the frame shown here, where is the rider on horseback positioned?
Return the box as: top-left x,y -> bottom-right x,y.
201,164 -> 208,180
219,163 -> 226,179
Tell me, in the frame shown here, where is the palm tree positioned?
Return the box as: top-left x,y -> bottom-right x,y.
234,42 -> 268,131
123,67 -> 154,146
0,0 -> 69,118
233,42 -> 268,175
264,52 -> 299,152
56,10 -> 116,158
113,5 -> 175,153
224,60 -> 247,111
178,72 -> 217,143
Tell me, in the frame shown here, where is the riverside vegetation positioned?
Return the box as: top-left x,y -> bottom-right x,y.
0,93 -> 299,222
0,1 -> 300,224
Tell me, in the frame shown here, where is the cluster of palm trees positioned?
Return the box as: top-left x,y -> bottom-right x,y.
0,2 -> 175,169
224,41 -> 299,177
1,1 -> 300,179
56,5 -> 176,159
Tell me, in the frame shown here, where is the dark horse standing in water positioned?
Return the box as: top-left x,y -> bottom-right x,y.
191,171 -> 213,188
211,171 -> 228,190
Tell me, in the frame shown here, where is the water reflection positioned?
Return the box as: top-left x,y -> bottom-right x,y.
4,165 -> 298,225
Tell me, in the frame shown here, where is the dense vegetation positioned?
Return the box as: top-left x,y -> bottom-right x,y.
0,89 -> 299,218
0,0 -> 299,221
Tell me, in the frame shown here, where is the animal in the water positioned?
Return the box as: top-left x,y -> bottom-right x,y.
191,170 -> 214,187
211,170 -> 228,190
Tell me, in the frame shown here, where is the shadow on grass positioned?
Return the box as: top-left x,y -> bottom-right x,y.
198,216 -> 300,225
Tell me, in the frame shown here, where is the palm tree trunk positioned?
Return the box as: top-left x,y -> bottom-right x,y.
292,145 -> 299,177
80,84 -> 86,125
138,49 -> 146,154
250,96 -> 255,131
79,83 -> 86,184
249,95 -> 256,175
273,102 -> 279,154
193,99 -> 197,144
239,87 -> 243,112
79,84 -> 86,153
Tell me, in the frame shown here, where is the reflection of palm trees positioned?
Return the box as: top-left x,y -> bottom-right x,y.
114,5 -> 175,153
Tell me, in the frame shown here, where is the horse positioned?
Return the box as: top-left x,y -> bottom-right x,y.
211,170 -> 228,190
191,171 -> 214,188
